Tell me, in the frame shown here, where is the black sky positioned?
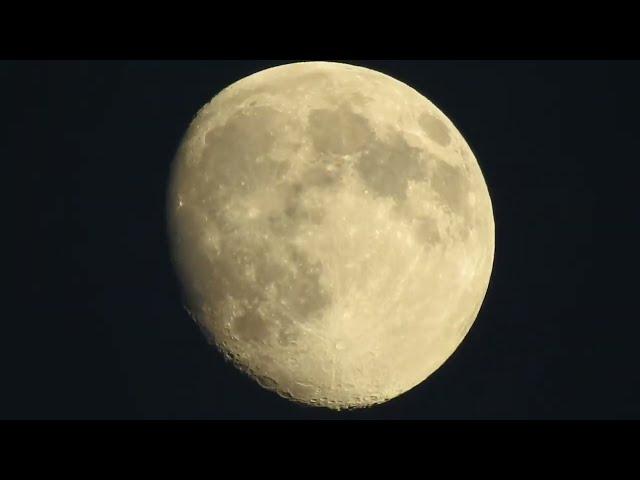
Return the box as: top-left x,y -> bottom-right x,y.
5,60 -> 640,419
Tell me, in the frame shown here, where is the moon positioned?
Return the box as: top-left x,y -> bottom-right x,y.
168,62 -> 495,409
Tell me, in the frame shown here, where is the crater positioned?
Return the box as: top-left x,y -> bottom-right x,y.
282,381 -> 317,401
419,112 -> 451,146
255,373 -> 279,390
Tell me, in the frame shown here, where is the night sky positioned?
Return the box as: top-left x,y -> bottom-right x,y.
6,60 -> 640,419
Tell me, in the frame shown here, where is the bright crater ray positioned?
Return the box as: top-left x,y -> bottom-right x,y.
168,62 -> 495,409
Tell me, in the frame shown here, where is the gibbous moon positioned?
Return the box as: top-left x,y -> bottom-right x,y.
168,62 -> 495,409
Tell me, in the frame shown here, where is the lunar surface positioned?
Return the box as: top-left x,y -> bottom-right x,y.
168,62 -> 494,409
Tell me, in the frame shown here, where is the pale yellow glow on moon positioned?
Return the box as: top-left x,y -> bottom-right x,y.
168,62 -> 495,409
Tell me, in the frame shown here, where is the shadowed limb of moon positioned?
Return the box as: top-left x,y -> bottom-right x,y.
168,62 -> 495,409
